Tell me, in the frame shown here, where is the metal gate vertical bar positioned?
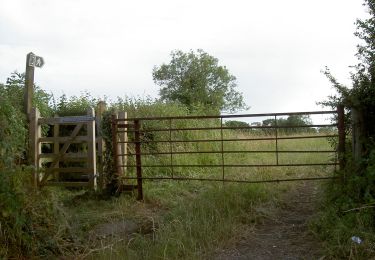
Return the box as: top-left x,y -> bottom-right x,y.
274,115 -> 279,165
220,117 -> 225,181
134,119 -> 144,200
169,118 -> 174,179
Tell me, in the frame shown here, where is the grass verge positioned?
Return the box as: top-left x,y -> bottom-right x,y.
310,182 -> 375,259
86,181 -> 276,259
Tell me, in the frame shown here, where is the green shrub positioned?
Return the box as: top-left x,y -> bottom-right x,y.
53,92 -> 99,116
0,72 -> 76,258
0,91 -> 27,167
0,168 -> 73,258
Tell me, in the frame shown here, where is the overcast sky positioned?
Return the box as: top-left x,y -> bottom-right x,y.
0,0 -> 368,115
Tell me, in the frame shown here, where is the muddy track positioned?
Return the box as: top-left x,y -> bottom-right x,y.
215,182 -> 324,260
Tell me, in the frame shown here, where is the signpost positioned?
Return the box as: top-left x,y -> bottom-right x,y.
25,52 -> 45,168
24,52 -> 45,117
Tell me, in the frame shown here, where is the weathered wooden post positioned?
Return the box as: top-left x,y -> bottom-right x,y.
29,107 -> 41,188
25,52 -> 44,176
351,108 -> 364,162
337,105 -> 346,181
53,115 -> 60,181
24,52 -> 44,118
96,101 -> 107,189
111,113 -> 120,177
87,108 -> 97,190
24,53 -> 35,117
118,111 -> 128,178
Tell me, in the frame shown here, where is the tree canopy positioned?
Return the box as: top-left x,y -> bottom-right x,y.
153,49 -> 247,114
322,0 -> 375,113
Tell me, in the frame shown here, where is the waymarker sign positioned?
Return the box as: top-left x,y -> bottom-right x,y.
28,53 -> 45,68
24,52 -> 45,116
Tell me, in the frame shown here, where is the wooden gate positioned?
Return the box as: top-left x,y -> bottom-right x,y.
30,107 -> 100,189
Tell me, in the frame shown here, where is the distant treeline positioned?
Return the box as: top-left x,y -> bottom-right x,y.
224,115 -> 332,135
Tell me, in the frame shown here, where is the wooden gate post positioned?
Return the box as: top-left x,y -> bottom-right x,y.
118,111 -> 128,178
24,53 -> 35,118
337,105 -> 346,176
87,108 -> 97,190
29,107 -> 41,188
351,108 -> 364,162
53,115 -> 60,181
96,101 -> 107,189
111,113 -> 121,177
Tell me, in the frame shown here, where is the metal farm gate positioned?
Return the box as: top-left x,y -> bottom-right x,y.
111,107 -> 345,200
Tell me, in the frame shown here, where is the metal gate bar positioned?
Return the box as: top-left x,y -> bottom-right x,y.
112,108 -> 345,200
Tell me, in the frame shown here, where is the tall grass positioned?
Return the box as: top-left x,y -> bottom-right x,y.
311,200 -> 375,259
89,181 -> 275,260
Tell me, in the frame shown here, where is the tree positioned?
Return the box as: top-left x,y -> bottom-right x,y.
322,0 -> 375,134
4,71 -> 52,117
153,49 -> 247,113
0,72 -> 52,166
262,115 -> 314,134
319,0 -> 375,206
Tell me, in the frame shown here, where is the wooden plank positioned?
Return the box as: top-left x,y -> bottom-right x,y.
39,136 -> 88,143
40,158 -> 87,163
39,153 -> 88,159
44,167 -> 93,173
87,108 -> 97,190
45,182 -> 89,187
39,116 -> 95,125
39,153 -> 87,163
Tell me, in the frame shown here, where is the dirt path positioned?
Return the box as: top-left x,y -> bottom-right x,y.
215,181 -> 324,260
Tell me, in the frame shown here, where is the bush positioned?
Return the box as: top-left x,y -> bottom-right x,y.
0,90 -> 27,167
0,168 -> 73,258
0,72 -> 74,258
53,92 -> 99,116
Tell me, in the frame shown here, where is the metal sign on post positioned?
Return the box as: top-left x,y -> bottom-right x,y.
24,52 -> 45,117
28,53 -> 45,68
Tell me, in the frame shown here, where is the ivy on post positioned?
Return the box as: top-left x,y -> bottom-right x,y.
337,105 -> 346,181
96,101 -> 107,190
